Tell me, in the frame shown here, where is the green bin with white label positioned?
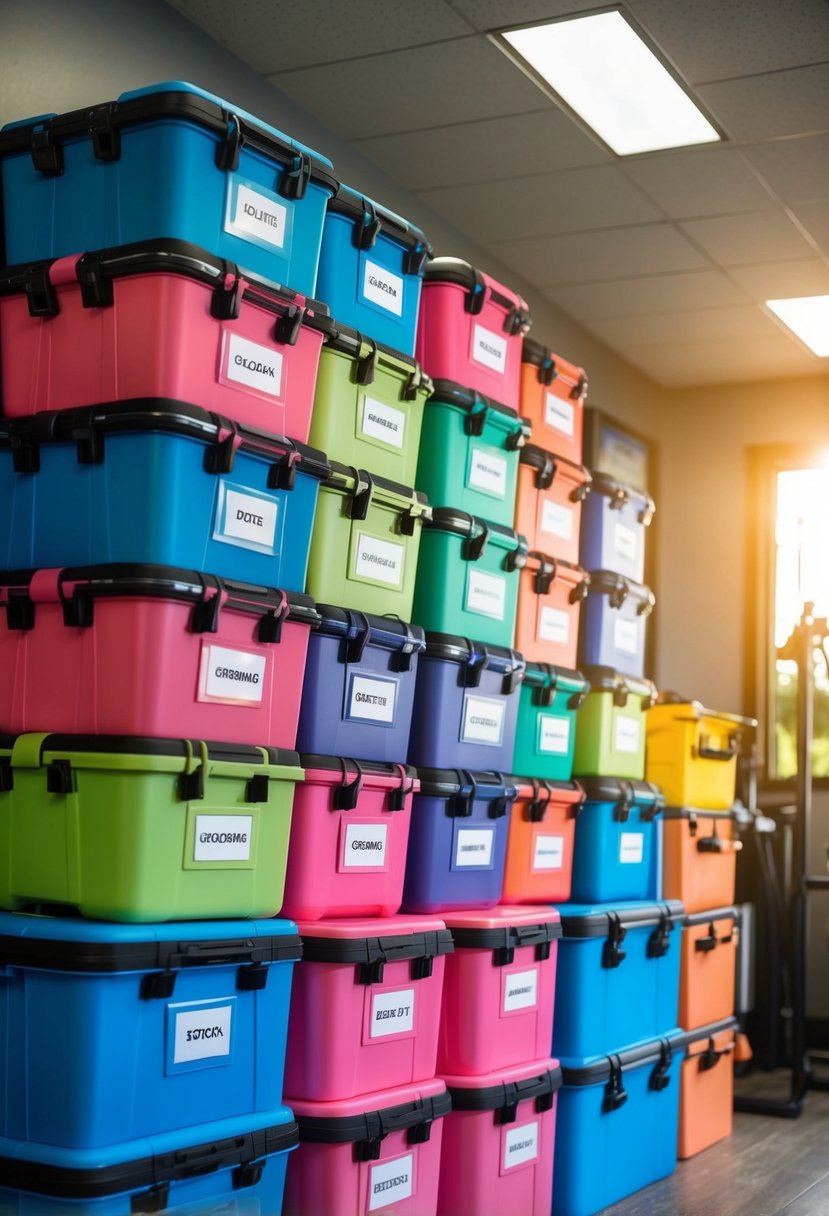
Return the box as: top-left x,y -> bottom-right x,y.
307,314 -> 432,486
513,663 -> 590,781
306,462 -> 430,617
572,666 -> 658,780
0,733 -> 303,922
415,380 -> 529,526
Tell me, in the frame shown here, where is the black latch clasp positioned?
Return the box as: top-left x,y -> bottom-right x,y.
603,1056 -> 628,1112
650,1039 -> 673,1091
602,912 -> 627,969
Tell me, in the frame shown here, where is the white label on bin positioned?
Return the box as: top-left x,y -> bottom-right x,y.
614,522 -> 638,564
619,831 -> 644,865
194,815 -> 253,862
362,260 -> 404,317
216,486 -> 278,552
227,182 -> 288,249
354,532 -> 404,586
541,499 -> 573,541
539,715 -> 570,755
504,1122 -> 539,1170
472,324 -> 507,374
466,569 -> 506,620
173,1003 -> 233,1065
545,393 -> 574,437
369,1153 -> 414,1211
370,988 -> 415,1039
225,332 -> 284,398
347,673 -> 397,725
504,968 -> 538,1013
614,617 -> 639,656
203,646 -> 266,704
361,395 -> 406,449
343,822 -> 388,868
533,833 -> 564,871
468,447 -> 508,498
461,694 -> 505,746
539,606 -> 570,646
614,715 -> 641,754
454,827 -> 494,868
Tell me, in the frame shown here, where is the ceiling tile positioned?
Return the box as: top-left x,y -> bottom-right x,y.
166,0 -> 473,72
352,108 -> 607,191
417,165 -> 662,243
742,134 -> 829,205
450,0 -> 608,32
790,203 -> 829,259
615,332 -> 820,387
491,223 -> 711,287
728,259 -> 829,302
680,210 -> 818,266
266,37 -> 545,139
698,63 -> 829,142
622,146 -> 775,219
584,304 -> 777,348
544,269 -> 749,320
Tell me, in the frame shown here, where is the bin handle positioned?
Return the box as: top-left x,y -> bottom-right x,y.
527,778 -> 552,823
178,739 -> 210,802
10,732 -> 51,772
332,758 -> 364,811
388,764 -> 415,811
697,735 -> 740,761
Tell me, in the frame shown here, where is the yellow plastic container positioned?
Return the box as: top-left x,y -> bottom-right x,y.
646,701 -> 756,811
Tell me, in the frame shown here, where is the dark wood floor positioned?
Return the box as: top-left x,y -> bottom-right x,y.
602,1072 -> 829,1216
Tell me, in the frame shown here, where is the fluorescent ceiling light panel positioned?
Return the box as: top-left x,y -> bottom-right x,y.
500,11 -> 721,156
766,295 -> 829,357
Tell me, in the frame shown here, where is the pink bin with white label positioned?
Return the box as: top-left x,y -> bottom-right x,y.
438,908 -> 560,1076
416,258 -> 531,413
284,916 -> 452,1102
285,1078 -> 449,1216
281,758 -> 418,921
438,1059 -> 561,1216
0,564 -> 319,746
0,240 -> 325,441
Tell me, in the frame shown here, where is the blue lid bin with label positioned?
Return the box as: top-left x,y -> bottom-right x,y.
0,912 -> 301,1150
579,572 -> 655,680
315,182 -> 432,356
579,474 -> 655,585
570,779 -> 665,903
0,81 -> 335,295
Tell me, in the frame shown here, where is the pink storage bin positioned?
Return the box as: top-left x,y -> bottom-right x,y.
0,240 -> 326,441
284,916 -> 452,1103
438,908 -> 560,1076
416,257 -> 531,412
281,758 -> 418,920
286,1078 -> 449,1216
0,564 -> 319,747
438,1059 -> 561,1216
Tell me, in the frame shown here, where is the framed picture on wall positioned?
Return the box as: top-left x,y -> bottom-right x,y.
583,407 -> 652,494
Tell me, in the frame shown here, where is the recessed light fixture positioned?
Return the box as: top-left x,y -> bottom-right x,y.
766,296 -> 829,357
494,10 -> 721,156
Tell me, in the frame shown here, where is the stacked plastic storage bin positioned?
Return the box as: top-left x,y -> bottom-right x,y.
647,698 -> 755,1161
0,80 -> 346,1212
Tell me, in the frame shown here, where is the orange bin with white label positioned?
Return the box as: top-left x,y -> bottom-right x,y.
519,340 -> 587,466
502,778 -> 584,904
680,907 -> 738,1030
515,444 -> 591,565
662,807 -> 741,913
678,1018 -> 737,1158
515,552 -> 589,667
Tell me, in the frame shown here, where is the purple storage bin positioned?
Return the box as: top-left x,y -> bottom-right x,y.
402,769 -> 515,912
408,633 -> 526,770
296,605 -> 425,762
579,572 -> 654,679
579,474 -> 655,584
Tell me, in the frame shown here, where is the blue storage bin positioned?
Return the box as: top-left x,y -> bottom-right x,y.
0,912 -> 301,1149
553,1030 -> 683,1216
297,605 -> 425,762
408,632 -> 526,770
0,1109 -> 297,1216
316,182 -> 431,356
0,403 -> 330,590
579,473 -> 655,584
553,901 -> 683,1059
570,778 -> 665,903
402,769 -> 516,912
0,81 -> 335,296
579,571 -> 655,679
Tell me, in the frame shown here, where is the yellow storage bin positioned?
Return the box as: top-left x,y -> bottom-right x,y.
646,700 -> 756,810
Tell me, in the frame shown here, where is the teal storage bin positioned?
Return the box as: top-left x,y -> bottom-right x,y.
415,380 -> 529,527
513,663 -> 590,781
412,509 -> 528,648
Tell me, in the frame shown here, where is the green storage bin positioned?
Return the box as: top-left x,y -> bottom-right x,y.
415,379 -> 530,527
308,314 -> 432,485
513,663 -> 590,781
306,462 -> 430,617
572,666 -> 658,780
412,508 -> 528,648
0,734 -> 303,922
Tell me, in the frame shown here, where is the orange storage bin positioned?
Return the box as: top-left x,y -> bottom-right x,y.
662,807 -> 741,914
678,1019 -> 737,1158
679,907 -> 738,1030
501,777 -> 585,904
646,699 -> 756,810
515,552 -> 589,667
519,340 -> 587,466
514,445 -> 590,565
